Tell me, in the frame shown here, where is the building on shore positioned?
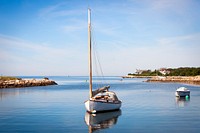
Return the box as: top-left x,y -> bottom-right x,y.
158,68 -> 170,75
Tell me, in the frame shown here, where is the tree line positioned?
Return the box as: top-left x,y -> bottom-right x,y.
128,67 -> 200,76
166,67 -> 200,76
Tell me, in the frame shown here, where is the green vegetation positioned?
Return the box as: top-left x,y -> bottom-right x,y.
166,67 -> 200,76
128,67 -> 200,76
140,70 -> 163,76
0,76 -> 21,81
128,70 -> 162,76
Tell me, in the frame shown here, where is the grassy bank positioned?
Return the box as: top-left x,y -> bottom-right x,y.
0,76 -> 21,81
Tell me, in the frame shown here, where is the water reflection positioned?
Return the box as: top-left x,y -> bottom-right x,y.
175,97 -> 190,107
0,88 -> 33,100
0,89 -> 20,100
85,110 -> 122,133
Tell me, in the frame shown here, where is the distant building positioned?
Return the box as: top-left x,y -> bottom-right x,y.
159,68 -> 170,75
136,69 -> 149,75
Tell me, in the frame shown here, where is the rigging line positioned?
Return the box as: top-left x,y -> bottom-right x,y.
91,24 -> 102,89
93,41 -> 108,87
91,24 -> 107,88
94,44 -> 107,87
91,27 -> 107,85
93,38 -> 105,88
94,45 -> 107,85
94,52 -> 101,89
89,9 -> 108,87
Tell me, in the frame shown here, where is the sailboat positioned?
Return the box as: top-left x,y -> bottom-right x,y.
84,8 -> 122,113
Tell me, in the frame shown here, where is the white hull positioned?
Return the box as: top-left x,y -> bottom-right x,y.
85,100 -> 121,113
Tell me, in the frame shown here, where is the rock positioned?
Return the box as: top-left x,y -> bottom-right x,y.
43,77 -> 49,80
0,78 -> 57,89
146,76 -> 200,85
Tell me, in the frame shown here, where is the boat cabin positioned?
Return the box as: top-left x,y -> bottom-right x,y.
93,91 -> 119,101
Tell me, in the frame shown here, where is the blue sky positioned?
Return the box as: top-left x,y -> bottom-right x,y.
0,0 -> 200,76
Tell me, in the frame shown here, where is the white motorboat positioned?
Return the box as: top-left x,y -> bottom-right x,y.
84,8 -> 122,113
175,87 -> 190,97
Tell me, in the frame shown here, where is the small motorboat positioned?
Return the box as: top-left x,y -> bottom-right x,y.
175,87 -> 190,97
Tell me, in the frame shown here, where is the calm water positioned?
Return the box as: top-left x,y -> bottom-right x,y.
0,76 -> 200,133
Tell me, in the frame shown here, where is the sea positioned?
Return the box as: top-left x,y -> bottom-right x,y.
0,76 -> 200,133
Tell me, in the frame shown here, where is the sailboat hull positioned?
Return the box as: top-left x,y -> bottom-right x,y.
85,100 -> 121,113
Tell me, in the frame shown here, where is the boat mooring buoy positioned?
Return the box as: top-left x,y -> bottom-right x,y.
185,95 -> 189,100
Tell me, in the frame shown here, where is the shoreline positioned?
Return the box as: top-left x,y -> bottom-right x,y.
0,77 -> 57,89
122,75 -> 154,78
146,76 -> 200,86
122,75 -> 200,86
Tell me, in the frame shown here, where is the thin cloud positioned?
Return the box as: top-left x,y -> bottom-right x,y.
158,33 -> 200,47
62,19 -> 87,33
150,0 -> 187,10
0,34 -> 87,76
38,2 -> 85,19
63,24 -> 85,32
0,34 -> 63,58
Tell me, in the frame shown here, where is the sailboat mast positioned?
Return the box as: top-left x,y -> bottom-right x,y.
88,8 -> 93,98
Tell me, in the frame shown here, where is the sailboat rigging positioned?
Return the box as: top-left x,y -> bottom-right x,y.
85,8 -> 122,113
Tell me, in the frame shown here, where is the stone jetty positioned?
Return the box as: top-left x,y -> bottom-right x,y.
0,78 -> 57,88
146,76 -> 200,85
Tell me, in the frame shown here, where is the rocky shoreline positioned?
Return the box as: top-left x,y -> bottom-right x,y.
0,78 -> 57,88
122,75 -> 154,78
146,76 -> 200,85
122,75 -> 200,85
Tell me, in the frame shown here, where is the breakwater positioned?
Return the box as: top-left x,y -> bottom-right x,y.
146,76 -> 200,85
0,78 -> 57,88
